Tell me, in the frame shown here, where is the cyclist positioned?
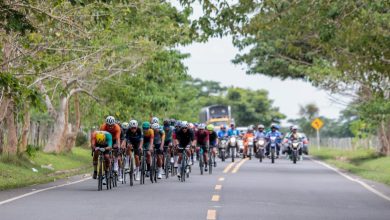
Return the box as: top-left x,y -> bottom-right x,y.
173,122 -> 195,178
195,123 -> 210,172
124,120 -> 143,181
100,116 -> 122,180
243,125 -> 255,158
91,131 -> 112,181
265,124 -> 283,158
163,119 -> 174,173
142,121 -> 154,177
207,124 -> 218,167
152,123 -> 165,179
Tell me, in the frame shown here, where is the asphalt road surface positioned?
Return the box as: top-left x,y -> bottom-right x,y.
1,156 -> 390,220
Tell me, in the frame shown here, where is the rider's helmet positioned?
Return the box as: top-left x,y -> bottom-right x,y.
248,125 -> 254,131
151,123 -> 160,130
175,120 -> 182,128
151,117 -> 159,124
106,116 -> 115,126
96,131 -> 106,144
220,124 -> 226,130
206,124 -> 214,131
188,123 -> 195,129
291,125 -> 298,131
170,119 -> 176,126
198,123 -> 206,130
258,124 -> 265,129
129,120 -> 138,128
115,119 -> 121,125
142,121 -> 150,130
163,119 -> 170,127
121,122 -> 129,129
270,124 -> 278,129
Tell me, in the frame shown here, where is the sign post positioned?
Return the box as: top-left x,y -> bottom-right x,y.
311,118 -> 324,150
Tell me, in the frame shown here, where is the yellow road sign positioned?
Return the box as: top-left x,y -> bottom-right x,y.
311,118 -> 324,130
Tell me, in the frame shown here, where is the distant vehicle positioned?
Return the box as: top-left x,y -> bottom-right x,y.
236,127 -> 247,135
199,105 -> 232,129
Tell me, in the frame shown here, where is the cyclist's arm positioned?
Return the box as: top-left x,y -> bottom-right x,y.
91,132 -> 96,149
106,133 -> 113,151
160,131 -> 165,149
149,130 -> 154,150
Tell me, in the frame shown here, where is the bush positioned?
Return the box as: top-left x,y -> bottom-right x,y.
26,144 -> 40,157
76,131 -> 88,146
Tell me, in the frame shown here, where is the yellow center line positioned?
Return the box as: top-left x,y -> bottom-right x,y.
223,161 -> 237,173
218,177 -> 225,181
231,158 -> 248,174
211,195 -> 220,202
207,209 -> 217,220
215,185 -> 222,190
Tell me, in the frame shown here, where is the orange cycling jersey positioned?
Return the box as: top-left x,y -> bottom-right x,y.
143,128 -> 154,143
100,123 -> 121,141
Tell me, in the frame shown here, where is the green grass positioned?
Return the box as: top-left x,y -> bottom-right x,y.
311,147 -> 390,186
0,147 -> 91,190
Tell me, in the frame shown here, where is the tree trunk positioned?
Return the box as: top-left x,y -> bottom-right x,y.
64,94 -> 81,151
43,96 -> 68,153
18,106 -> 30,153
379,120 -> 390,156
4,101 -> 18,155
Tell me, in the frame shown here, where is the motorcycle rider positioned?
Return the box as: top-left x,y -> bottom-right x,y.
265,124 -> 283,158
217,125 -> 228,139
255,124 -> 267,157
227,123 -> 240,157
243,125 -> 255,158
287,126 -> 304,161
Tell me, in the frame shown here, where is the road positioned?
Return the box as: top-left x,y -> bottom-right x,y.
1,156 -> 390,220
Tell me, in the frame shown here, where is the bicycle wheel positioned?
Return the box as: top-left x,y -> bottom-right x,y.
199,150 -> 204,175
164,153 -> 170,179
98,156 -> 103,191
181,154 -> 186,182
140,155 -> 145,185
208,150 -> 213,174
153,153 -> 157,183
129,154 -> 134,186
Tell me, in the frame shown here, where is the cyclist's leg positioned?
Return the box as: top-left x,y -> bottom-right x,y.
92,151 -> 98,178
203,145 -> 208,166
103,152 -> 111,172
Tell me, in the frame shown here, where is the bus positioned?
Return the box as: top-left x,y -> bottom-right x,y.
199,105 -> 232,128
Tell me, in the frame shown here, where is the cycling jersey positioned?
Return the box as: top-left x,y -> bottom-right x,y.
100,123 -> 121,142
174,129 -> 194,147
143,128 -> 154,142
125,127 -> 143,144
163,126 -> 173,141
195,130 -> 209,146
153,129 -> 165,145
91,131 -> 113,148
209,131 -> 218,145
120,128 -> 126,141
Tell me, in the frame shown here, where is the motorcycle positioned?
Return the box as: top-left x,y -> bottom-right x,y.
289,140 -> 302,164
228,136 -> 238,162
269,136 -> 277,164
247,137 -> 254,159
256,138 -> 266,163
218,138 -> 228,162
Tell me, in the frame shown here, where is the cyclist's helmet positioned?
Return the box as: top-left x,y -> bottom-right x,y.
175,120 -> 182,128
96,131 -> 106,144
170,119 -> 176,126
206,124 -> 214,131
121,122 -> 129,129
198,123 -> 206,130
106,116 -> 115,126
188,123 -> 194,129
142,121 -> 150,130
163,119 -> 170,127
129,120 -> 138,128
151,123 -> 160,130
181,121 -> 188,128
151,117 -> 159,124
115,119 -> 121,125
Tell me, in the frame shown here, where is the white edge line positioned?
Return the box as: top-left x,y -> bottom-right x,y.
311,158 -> 390,202
0,177 -> 91,206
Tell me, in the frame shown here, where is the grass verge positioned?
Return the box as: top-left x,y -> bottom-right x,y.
0,147 -> 91,191
311,147 -> 390,186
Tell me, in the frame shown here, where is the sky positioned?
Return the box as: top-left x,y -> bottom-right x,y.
178,37 -> 350,122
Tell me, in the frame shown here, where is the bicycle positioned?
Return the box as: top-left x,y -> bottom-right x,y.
140,149 -> 148,185
123,142 -> 135,186
150,149 -> 157,183
163,147 -> 170,179
199,146 -> 204,175
178,145 -> 190,182
96,148 -> 110,191
208,146 -> 214,174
